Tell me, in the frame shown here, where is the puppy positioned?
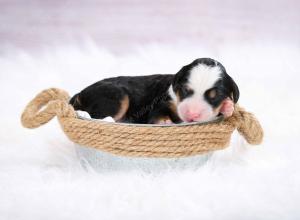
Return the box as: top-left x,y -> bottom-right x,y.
70,58 -> 239,124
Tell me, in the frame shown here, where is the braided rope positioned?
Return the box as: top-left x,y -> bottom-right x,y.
21,88 -> 263,157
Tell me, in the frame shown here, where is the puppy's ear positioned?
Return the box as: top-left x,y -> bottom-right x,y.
228,76 -> 240,103
172,66 -> 188,91
172,72 -> 181,91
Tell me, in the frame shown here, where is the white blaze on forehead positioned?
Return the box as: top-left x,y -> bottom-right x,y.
188,64 -> 222,95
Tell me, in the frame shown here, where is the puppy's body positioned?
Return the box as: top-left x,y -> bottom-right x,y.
70,58 -> 239,124
71,74 -> 179,123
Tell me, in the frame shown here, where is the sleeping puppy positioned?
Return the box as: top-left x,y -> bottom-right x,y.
70,58 -> 239,124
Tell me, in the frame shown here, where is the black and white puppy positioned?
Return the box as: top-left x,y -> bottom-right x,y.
70,58 -> 239,124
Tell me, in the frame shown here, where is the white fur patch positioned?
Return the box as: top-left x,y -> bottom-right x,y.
76,111 -> 115,122
168,85 -> 177,103
76,110 -> 91,119
188,63 -> 222,96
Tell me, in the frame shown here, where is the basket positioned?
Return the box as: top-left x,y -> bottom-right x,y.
21,88 -> 263,158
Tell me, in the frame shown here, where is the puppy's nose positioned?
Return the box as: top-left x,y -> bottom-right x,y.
186,111 -> 201,122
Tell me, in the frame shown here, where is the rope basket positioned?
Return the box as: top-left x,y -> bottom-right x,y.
21,88 -> 264,158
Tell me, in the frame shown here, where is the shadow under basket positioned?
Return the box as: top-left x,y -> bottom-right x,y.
21,88 -> 264,164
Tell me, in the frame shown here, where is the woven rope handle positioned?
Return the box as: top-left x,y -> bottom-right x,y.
21,88 -> 76,129
229,106 -> 264,145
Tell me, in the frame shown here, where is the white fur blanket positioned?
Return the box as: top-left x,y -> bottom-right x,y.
0,43 -> 299,219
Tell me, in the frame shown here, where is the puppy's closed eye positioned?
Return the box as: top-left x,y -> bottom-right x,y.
178,86 -> 193,100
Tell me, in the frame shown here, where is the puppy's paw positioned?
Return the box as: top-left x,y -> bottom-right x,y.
76,110 -> 91,119
158,119 -> 173,125
155,117 -> 173,125
220,98 -> 234,118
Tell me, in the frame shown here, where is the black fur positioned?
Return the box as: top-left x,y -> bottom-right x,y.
71,74 -> 180,123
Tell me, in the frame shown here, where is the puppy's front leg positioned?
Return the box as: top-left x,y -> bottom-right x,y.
148,114 -> 173,125
154,116 -> 173,125
147,104 -> 174,125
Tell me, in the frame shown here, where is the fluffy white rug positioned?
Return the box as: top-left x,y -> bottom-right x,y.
0,41 -> 299,219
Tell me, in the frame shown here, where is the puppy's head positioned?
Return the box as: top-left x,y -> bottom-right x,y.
170,58 -> 239,122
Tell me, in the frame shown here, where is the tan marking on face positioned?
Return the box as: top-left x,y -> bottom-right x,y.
114,95 -> 129,122
208,89 -> 217,99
